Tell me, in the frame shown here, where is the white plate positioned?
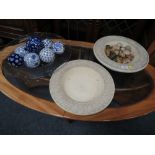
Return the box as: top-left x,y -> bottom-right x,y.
49,60 -> 115,115
93,35 -> 149,73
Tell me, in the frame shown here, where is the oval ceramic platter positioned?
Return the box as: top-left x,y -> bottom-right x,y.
93,35 -> 149,73
49,60 -> 115,115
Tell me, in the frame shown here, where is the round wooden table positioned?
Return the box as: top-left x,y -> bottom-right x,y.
1,39 -> 155,121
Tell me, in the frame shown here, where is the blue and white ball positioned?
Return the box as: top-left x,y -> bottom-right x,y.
8,53 -> 23,67
52,41 -> 64,54
24,53 -> 40,68
42,39 -> 53,48
26,36 -> 44,53
15,44 -> 29,57
39,48 -> 55,63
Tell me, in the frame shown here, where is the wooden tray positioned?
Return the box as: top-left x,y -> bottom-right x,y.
1,39 -> 155,121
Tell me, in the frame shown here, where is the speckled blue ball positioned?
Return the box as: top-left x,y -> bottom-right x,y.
39,48 -> 55,63
15,44 -> 29,57
25,36 -> 44,53
52,41 -> 64,54
24,53 -> 40,68
42,39 -> 53,48
7,53 -> 24,67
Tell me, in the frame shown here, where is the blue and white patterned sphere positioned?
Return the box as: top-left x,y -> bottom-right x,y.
39,48 -> 55,63
52,41 -> 64,54
24,53 -> 40,68
42,39 -> 53,48
25,36 -> 44,53
15,44 -> 29,57
8,53 -> 24,67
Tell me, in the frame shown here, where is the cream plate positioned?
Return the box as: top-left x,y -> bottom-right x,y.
93,35 -> 149,73
49,60 -> 115,115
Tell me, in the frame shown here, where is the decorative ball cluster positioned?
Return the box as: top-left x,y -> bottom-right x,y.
7,35 -> 65,69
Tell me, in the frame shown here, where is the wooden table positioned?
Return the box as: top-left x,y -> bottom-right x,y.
1,39 -> 155,121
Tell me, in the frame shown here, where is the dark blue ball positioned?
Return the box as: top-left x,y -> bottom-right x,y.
25,36 -> 44,53
7,53 -> 24,67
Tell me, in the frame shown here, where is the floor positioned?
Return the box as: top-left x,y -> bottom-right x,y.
0,92 -> 155,135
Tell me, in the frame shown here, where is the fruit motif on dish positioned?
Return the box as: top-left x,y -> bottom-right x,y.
105,43 -> 134,64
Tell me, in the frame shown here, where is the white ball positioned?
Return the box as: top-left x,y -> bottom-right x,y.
52,41 -> 64,54
24,53 -> 40,68
15,44 -> 29,57
39,48 -> 55,63
42,39 -> 53,48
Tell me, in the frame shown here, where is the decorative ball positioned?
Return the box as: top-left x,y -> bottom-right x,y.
24,53 -> 40,68
15,44 -> 29,57
39,48 -> 55,63
42,39 -> 53,48
7,53 -> 23,67
25,36 -> 44,53
52,41 -> 64,54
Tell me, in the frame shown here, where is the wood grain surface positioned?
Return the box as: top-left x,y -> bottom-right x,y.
1,40 -> 155,121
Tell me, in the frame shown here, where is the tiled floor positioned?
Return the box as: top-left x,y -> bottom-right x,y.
0,92 -> 155,135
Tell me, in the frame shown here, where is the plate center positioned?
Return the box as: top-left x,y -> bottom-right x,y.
63,66 -> 104,102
